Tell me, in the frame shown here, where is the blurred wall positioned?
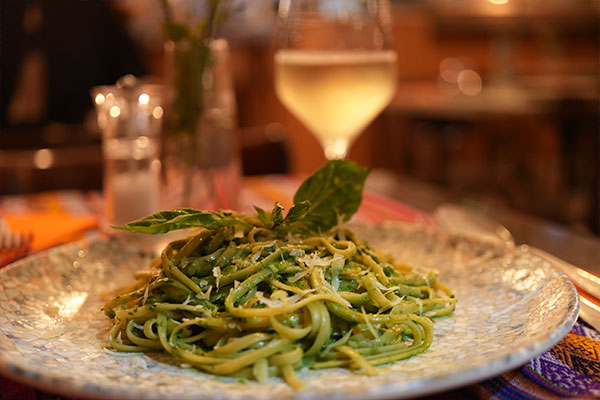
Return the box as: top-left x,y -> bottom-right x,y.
223,0 -> 599,231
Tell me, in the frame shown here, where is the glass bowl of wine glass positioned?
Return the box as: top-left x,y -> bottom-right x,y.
274,0 -> 397,160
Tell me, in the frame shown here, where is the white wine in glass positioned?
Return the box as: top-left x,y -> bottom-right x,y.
275,0 -> 397,160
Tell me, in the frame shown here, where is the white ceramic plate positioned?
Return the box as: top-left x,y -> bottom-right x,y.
0,223 -> 579,400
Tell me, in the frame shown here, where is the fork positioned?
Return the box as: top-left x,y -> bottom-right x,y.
0,218 -> 33,267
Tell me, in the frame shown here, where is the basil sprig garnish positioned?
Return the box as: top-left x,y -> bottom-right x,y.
116,160 -> 370,235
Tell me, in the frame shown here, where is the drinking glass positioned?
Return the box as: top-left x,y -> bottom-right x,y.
275,0 -> 397,160
92,76 -> 162,228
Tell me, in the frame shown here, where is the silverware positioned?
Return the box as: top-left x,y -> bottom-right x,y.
530,247 -> 600,332
579,297 -> 600,332
0,218 -> 32,267
434,203 -> 600,331
433,203 -> 514,247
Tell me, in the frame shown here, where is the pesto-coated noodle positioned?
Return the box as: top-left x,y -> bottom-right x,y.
103,218 -> 456,389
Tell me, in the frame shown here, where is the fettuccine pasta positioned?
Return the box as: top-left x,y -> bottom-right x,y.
104,217 -> 456,390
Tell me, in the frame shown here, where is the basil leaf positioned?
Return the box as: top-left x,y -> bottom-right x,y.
284,200 -> 311,223
271,203 -> 285,225
291,160 -> 369,232
115,160 -> 369,236
272,200 -> 311,234
114,209 -> 250,234
254,206 -> 271,228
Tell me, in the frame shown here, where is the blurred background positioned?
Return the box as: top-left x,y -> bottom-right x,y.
1,0 -> 599,234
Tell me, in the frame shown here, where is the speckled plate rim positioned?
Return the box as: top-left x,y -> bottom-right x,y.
0,236 -> 580,400
371,245 -> 582,400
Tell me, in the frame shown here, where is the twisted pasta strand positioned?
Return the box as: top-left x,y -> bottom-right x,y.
104,223 -> 456,389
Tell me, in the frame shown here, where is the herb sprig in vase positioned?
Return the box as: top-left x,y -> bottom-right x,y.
160,0 -> 240,209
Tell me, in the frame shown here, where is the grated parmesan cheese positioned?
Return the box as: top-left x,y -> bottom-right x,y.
234,225 -> 245,238
330,253 -> 345,290
288,269 -> 309,283
289,248 -> 304,257
374,279 -> 388,291
142,284 -> 150,305
196,285 -> 213,300
416,298 -> 423,315
213,267 -> 222,288
297,252 -> 332,269
255,291 -> 282,307
318,269 -> 352,308
251,249 -> 262,263
361,306 -> 379,339
377,295 -> 405,314
383,286 -> 401,296
285,293 -> 302,305
331,252 -> 345,268
425,274 -> 430,287
103,348 -> 132,356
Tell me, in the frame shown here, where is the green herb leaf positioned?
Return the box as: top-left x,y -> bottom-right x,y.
114,209 -> 250,234
254,206 -> 272,228
289,160 -> 369,232
162,20 -> 190,42
271,203 -> 285,225
284,200 -> 311,223
273,200 -> 311,233
114,160 -> 369,236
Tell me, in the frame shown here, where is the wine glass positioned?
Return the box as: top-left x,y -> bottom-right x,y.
275,0 -> 397,160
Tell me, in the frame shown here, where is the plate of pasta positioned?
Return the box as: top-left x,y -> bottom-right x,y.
0,161 -> 579,400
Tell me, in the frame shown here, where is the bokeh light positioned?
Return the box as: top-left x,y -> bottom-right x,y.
457,69 -> 483,96
33,149 -> 54,169
109,106 -> 121,118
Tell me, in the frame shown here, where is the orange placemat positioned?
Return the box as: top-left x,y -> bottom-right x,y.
3,212 -> 99,253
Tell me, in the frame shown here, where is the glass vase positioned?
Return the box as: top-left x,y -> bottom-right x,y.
161,38 -> 241,211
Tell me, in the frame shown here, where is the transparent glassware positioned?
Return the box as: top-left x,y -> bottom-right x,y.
161,38 -> 241,211
91,76 -> 163,228
275,0 -> 397,160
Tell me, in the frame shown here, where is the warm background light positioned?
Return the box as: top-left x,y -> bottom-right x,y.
109,106 -> 121,118
457,69 -> 482,96
33,149 -> 54,170
0,0 -> 597,235
138,93 -> 150,105
152,106 -> 163,119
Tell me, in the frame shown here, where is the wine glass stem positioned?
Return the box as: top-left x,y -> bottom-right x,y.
322,139 -> 350,160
